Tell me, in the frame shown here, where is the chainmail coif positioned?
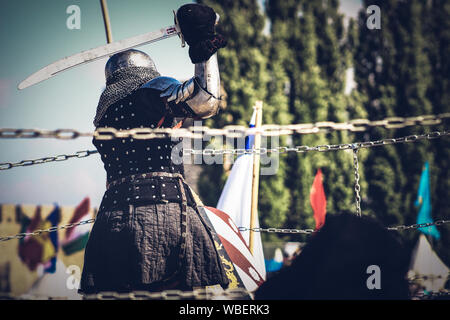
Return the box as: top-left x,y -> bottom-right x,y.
93,66 -> 160,127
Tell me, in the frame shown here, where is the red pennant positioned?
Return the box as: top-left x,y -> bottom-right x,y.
310,169 -> 327,230
65,197 -> 90,238
18,206 -> 43,271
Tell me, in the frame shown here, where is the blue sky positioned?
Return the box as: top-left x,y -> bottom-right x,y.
0,0 -> 361,208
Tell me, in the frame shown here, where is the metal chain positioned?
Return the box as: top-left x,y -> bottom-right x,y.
0,287 -> 251,300
82,289 -> 449,301
0,150 -> 98,171
1,218 -> 449,243
0,218 -> 96,242
238,219 -> 450,235
386,219 -> 450,231
0,128 -> 92,139
2,288 -> 448,300
0,113 -> 448,140
184,130 -> 449,156
238,226 -> 316,235
0,114 -> 447,301
83,287 -> 250,300
1,131 -> 447,171
352,146 -> 362,217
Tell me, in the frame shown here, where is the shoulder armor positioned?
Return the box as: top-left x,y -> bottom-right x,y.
141,76 -> 181,92
141,76 -> 195,105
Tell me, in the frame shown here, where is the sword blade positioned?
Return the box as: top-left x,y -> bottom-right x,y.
18,25 -> 179,90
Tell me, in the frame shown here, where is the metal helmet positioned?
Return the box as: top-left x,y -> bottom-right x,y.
94,49 -> 161,127
105,49 -> 158,82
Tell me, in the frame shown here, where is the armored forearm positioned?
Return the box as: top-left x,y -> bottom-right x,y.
158,53 -> 221,119
185,53 -> 221,118
141,53 -> 221,119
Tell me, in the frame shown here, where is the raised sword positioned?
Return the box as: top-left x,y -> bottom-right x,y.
18,21 -> 183,90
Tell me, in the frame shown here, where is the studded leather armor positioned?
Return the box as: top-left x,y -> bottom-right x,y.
94,86 -> 193,185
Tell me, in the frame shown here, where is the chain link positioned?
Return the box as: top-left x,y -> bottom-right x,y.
85,287 -> 250,300
1,218 -> 449,243
1,131 -> 447,172
0,128 -> 92,139
0,150 -> 98,171
352,146 -> 362,217
0,114 -> 448,140
238,219 -> 450,235
183,130 -> 449,155
2,288 -> 448,300
386,219 -> 450,231
238,226 -> 316,234
0,218 -> 96,242
0,287 -> 251,300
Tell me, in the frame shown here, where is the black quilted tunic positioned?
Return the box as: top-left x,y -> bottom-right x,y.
95,87 -> 191,183
79,86 -> 229,293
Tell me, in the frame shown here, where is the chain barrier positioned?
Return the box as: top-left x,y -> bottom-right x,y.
83,287 -> 251,300
1,131 -> 448,171
386,219 -> 450,231
0,116 -> 448,299
238,226 -> 316,235
0,113 -> 448,141
185,130 -> 449,155
0,150 -> 98,171
0,218 -> 96,242
1,218 -> 449,243
0,128 -> 92,140
1,288 -> 448,300
1,220 -> 449,300
237,219 -> 450,235
0,287 -> 251,300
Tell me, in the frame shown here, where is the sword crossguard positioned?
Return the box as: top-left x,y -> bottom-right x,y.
173,10 -> 186,48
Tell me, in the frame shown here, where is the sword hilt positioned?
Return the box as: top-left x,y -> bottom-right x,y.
173,10 -> 186,48
172,9 -> 220,49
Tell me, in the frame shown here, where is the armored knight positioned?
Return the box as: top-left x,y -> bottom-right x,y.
80,4 -> 235,293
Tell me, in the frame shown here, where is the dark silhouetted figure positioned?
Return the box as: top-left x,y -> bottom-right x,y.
255,213 -> 410,300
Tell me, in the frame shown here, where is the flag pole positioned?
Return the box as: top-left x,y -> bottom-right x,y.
100,0 -> 113,43
249,101 -> 263,255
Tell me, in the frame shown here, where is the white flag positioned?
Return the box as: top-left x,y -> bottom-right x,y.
408,234 -> 449,292
216,109 -> 266,280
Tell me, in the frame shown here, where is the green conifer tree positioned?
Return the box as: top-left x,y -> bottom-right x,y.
196,0 -> 292,234
354,0 -> 449,265
267,0 -> 360,232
